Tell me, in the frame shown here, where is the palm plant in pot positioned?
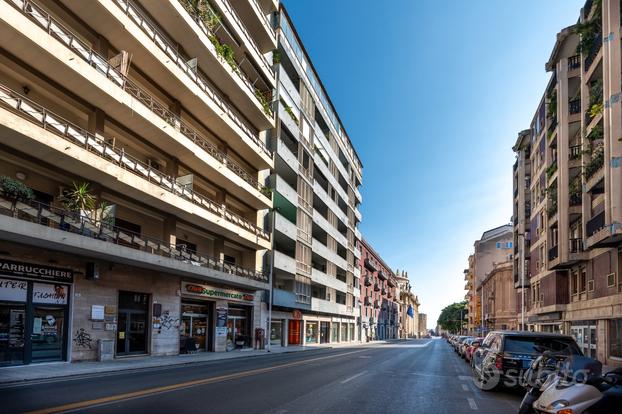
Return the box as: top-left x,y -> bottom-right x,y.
60,181 -> 96,226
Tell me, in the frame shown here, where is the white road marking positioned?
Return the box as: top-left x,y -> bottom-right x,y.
458,375 -> 472,381
467,397 -> 478,410
358,356 -> 371,359
340,370 -> 367,384
462,384 -> 469,391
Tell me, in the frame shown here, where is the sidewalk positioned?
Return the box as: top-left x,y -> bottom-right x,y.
0,341 -> 396,385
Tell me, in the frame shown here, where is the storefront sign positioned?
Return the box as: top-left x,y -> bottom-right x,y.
292,309 -> 302,320
0,259 -> 73,283
32,283 -> 68,305
181,282 -> 254,303
0,277 -> 27,302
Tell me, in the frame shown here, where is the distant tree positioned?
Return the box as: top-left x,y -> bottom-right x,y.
437,301 -> 468,333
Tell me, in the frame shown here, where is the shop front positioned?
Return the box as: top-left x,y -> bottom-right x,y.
179,281 -> 257,352
0,259 -> 73,366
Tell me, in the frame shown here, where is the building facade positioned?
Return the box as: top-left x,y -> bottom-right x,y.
464,225 -> 513,335
514,0 -> 622,367
268,5 -> 363,347
477,262 -> 518,332
359,239 -> 398,341
418,313 -> 427,338
0,0 -> 281,366
395,270 -> 419,338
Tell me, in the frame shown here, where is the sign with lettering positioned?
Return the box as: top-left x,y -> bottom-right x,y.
32,283 -> 68,305
181,281 -> 254,303
0,277 -> 28,302
0,259 -> 73,283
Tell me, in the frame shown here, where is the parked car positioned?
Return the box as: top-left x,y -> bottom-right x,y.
459,337 -> 474,358
471,331 -> 582,391
465,337 -> 484,363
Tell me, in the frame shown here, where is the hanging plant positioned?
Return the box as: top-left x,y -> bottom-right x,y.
208,35 -> 239,73
547,89 -> 557,119
0,176 -> 34,201
254,89 -> 273,117
284,103 -> 299,126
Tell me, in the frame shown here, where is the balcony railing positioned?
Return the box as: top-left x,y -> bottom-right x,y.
364,258 -> 378,272
364,276 -> 372,286
587,211 -> 605,236
568,54 -> 580,69
373,283 -> 380,292
585,149 -> 604,180
548,245 -> 559,261
0,195 -> 267,282
112,0 -> 272,151
570,145 -> 582,160
0,84 -> 269,240
10,0 -> 272,183
569,99 -> 581,115
569,238 -> 584,253
377,270 -> 387,281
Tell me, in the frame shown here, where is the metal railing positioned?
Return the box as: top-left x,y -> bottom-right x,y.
568,54 -> 580,69
569,99 -> 581,115
218,0 -> 273,75
112,0 -> 272,156
249,0 -> 275,37
548,245 -> 559,261
0,195 -> 267,282
569,238 -> 584,253
10,0 -> 271,189
570,145 -> 582,160
586,211 -> 605,236
584,35 -> 602,72
0,84 -> 269,240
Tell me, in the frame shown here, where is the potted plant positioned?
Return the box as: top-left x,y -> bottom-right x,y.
0,176 -> 34,202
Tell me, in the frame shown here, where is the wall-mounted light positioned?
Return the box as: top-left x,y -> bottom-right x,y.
15,172 -> 27,180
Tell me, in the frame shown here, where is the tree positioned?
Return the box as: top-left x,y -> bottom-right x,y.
437,301 -> 468,333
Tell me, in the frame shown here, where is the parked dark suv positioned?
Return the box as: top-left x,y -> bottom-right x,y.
471,331 -> 582,390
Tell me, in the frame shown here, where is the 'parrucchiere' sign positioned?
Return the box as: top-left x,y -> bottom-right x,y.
0,259 -> 73,283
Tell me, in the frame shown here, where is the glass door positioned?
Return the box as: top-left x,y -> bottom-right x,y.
320,322 -> 329,343
117,291 -> 149,356
31,306 -> 65,362
270,320 -> 282,346
0,302 -> 26,366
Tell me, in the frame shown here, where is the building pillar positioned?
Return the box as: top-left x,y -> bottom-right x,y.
214,300 -> 228,352
213,237 -> 225,263
163,215 -> 176,247
95,35 -> 109,57
87,108 -> 106,138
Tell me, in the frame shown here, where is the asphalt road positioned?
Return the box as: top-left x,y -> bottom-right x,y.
0,338 -> 522,413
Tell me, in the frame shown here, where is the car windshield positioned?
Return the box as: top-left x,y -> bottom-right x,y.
504,337 -> 582,355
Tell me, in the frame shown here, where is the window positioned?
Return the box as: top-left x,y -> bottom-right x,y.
579,270 -> 587,293
607,273 -> 616,288
496,242 -> 501,248
295,275 -> 311,304
224,255 -> 236,265
609,319 -> 622,358
506,242 -> 513,248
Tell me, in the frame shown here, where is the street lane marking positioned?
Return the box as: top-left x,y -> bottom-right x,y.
340,370 -> 367,384
458,375 -> 472,381
467,397 -> 478,410
462,384 -> 469,391
25,349 -> 368,414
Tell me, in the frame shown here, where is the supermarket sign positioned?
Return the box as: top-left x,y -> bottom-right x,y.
181,281 -> 254,303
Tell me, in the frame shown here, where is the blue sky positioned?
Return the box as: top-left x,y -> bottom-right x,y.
283,0 -> 583,328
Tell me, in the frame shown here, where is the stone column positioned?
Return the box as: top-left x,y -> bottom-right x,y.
213,300 -> 228,352
163,215 -> 176,247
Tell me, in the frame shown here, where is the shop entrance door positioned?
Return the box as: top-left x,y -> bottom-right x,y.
31,306 -> 66,363
180,302 -> 210,353
571,323 -> 597,358
117,292 -> 149,356
320,322 -> 329,344
0,302 -> 25,366
288,320 -> 301,345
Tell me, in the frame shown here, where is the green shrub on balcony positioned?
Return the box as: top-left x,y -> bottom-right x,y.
254,89 -> 273,117
182,0 -> 221,31
575,0 -> 602,54
272,50 -> 281,65
587,122 -> 603,141
585,147 -> 604,179
589,102 -> 603,119
284,103 -> 299,126
208,35 -> 239,74
0,176 -> 34,201
547,89 -> 557,120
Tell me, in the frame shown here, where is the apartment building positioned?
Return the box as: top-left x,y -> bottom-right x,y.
513,129 -> 532,329
516,0 -> 622,366
359,239 -> 398,341
0,0 -> 278,365
477,262 -> 518,332
395,270 -> 419,339
464,225 -> 513,334
267,6 -> 363,347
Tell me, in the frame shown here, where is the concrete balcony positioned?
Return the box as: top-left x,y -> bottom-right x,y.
135,0 -> 276,123
312,238 -> 347,270
313,151 -> 348,202
313,209 -> 348,248
230,0 -> 276,52
273,288 -> 311,310
274,212 -> 296,241
0,87 -> 270,249
275,138 -> 298,174
353,245 -> 361,260
279,66 -> 301,110
270,175 -> 298,207
586,211 -> 622,248
311,268 -> 347,293
353,266 -> 361,278
354,227 -> 362,241
313,181 -> 347,224
0,1 -> 272,208
311,298 -> 352,317
0,197 -> 268,289
273,250 -> 296,275
51,0 -> 273,167
278,99 -> 300,137
212,0 -> 274,83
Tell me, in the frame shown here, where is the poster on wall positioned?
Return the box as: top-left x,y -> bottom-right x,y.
0,278 -> 28,302
216,306 -> 228,328
32,283 -> 68,305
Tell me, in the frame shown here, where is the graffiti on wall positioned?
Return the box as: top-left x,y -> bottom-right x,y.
73,328 -> 93,349
153,311 -> 179,334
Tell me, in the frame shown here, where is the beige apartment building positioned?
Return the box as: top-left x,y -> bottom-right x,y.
477,262 -> 518,332
464,225 -> 513,335
395,270 -> 419,339
0,0 -> 279,366
514,0 -> 622,367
